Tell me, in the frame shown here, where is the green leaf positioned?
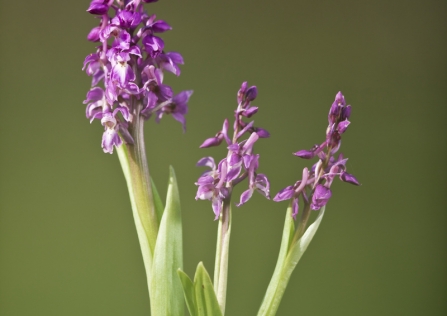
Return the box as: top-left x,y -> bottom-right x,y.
177,269 -> 198,316
259,206 -> 326,316
284,206 -> 326,276
150,177 -> 164,226
116,144 -> 155,291
194,262 -> 223,316
257,203 -> 295,316
150,166 -> 184,316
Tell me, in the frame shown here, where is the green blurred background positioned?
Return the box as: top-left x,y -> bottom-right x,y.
1,0 -> 446,315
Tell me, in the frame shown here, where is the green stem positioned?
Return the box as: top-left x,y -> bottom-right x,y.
116,103 -> 159,296
213,198 -> 232,315
290,202 -> 311,249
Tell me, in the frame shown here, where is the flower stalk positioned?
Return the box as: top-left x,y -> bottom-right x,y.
116,101 -> 158,287
193,82 -> 270,314
258,91 -> 360,315
83,1 -> 191,313
214,197 -> 232,314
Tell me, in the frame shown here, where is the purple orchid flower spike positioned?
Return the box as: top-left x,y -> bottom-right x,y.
82,0 -> 192,153
274,92 -> 360,219
195,82 -> 270,219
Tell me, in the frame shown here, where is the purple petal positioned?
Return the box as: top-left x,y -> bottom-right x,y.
222,119 -> 231,145
92,69 -> 104,86
243,154 -> 252,169
254,127 -> 270,138
87,26 -> 101,42
237,189 -> 254,207
311,185 -> 332,210
143,35 -> 164,58
242,132 -> 259,153
200,137 -> 222,148
173,90 -> 193,106
334,91 -> 346,106
101,128 -> 122,154
227,143 -> 239,152
245,86 -> 257,102
151,20 -> 172,32
342,105 -> 351,120
84,87 -> 104,104
172,112 -> 187,132
105,81 -> 118,104
113,106 -> 131,122
86,102 -> 103,121
337,119 -> 350,134
166,52 -> 184,64
196,175 -> 214,185
114,31 -> 131,50
111,62 -> 135,87
128,45 -> 142,58
294,149 -> 315,159
328,101 -> 341,124
340,172 -> 360,186
196,184 -> 215,201
273,186 -> 294,202
243,106 -> 258,118
228,152 -> 242,167
212,198 -> 222,220
156,52 -> 183,76
82,53 -> 99,72
87,0 -> 111,15
255,174 -> 270,199
196,157 -> 216,169
226,165 -> 241,182
237,81 -> 248,104
141,92 -> 157,119
292,198 -> 299,219
236,120 -> 254,139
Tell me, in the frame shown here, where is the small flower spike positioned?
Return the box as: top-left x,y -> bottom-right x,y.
83,0 -> 192,153
195,82 -> 270,219
274,92 -> 360,219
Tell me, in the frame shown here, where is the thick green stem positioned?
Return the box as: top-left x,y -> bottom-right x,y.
214,198 -> 232,315
116,103 -> 159,296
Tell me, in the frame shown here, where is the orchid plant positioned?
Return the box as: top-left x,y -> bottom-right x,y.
82,1 -> 360,315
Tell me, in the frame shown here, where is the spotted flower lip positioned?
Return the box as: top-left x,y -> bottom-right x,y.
83,0 -> 192,153
274,92 -> 359,219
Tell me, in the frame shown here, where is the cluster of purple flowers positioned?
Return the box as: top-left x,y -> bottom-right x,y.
83,0 -> 192,153
195,82 -> 270,219
273,92 -> 360,219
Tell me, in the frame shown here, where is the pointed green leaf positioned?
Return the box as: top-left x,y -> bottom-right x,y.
284,205 -> 326,273
260,206 -> 326,316
257,203 -> 295,315
194,262 -> 223,316
150,166 -> 184,316
150,177 -> 164,226
177,269 -> 198,316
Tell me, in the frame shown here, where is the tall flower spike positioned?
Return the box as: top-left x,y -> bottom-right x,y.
83,0 -> 192,153
195,82 -> 270,219
274,92 -> 360,218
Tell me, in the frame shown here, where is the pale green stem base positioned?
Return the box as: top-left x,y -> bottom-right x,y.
214,200 -> 232,315
116,112 -> 159,299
